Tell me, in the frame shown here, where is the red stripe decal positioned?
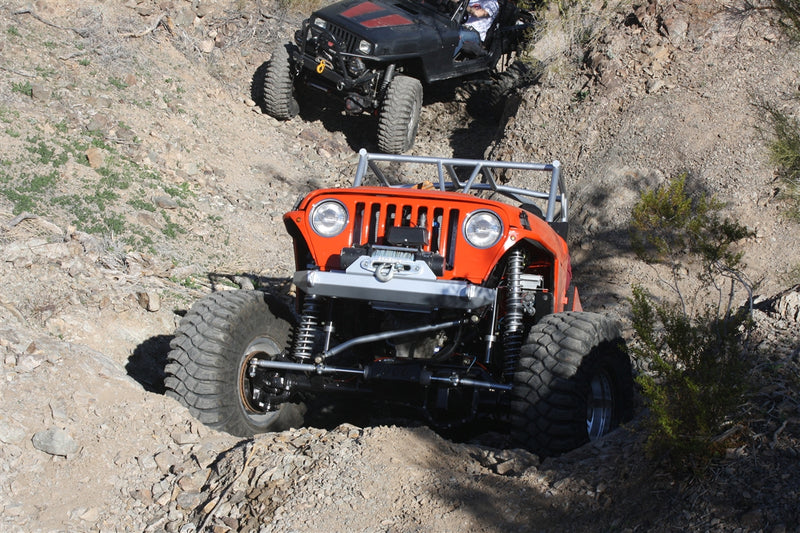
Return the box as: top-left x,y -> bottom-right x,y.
361,14 -> 413,27
341,2 -> 382,17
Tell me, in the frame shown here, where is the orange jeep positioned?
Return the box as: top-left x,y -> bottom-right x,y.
166,150 -> 634,456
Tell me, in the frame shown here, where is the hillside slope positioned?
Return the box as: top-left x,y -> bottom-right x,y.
0,0 -> 798,531
493,0 -> 800,308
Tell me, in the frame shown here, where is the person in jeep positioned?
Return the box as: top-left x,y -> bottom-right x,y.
455,0 -> 500,58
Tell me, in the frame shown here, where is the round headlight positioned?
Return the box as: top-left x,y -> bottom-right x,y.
358,39 -> 373,54
464,210 -> 503,248
310,200 -> 348,237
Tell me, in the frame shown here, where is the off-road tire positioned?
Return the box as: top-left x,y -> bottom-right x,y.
377,75 -> 423,154
263,42 -> 300,120
165,290 -> 304,437
488,60 -> 542,115
510,311 -> 634,457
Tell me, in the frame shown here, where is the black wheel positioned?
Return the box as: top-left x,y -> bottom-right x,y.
165,290 -> 305,437
510,311 -> 634,457
377,75 -> 422,154
263,42 -> 300,120
488,60 -> 543,115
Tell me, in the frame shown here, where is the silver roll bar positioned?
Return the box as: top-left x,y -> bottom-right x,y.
352,149 -> 568,223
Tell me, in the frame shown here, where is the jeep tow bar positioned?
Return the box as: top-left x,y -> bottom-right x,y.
249,359 -> 512,392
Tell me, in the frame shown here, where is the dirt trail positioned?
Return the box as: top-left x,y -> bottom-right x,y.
0,0 -> 799,531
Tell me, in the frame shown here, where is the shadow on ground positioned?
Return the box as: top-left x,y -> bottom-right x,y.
126,273 -> 515,448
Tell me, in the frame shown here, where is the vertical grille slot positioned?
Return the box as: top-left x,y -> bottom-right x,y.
444,209 -> 460,271
369,203 -> 381,244
417,206 -> 428,232
385,204 -> 397,232
431,208 -> 443,254
353,202 -> 365,246
401,205 -> 412,226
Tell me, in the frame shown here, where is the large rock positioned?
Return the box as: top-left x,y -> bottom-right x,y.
31,427 -> 79,457
777,287 -> 800,322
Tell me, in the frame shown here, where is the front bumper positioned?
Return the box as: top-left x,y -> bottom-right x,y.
293,22 -> 380,92
293,257 -> 497,310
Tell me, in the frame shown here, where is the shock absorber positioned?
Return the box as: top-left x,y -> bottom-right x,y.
502,249 -> 524,379
293,294 -> 320,362
381,64 -> 396,91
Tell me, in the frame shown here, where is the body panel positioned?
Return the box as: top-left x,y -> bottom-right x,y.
284,186 -> 572,312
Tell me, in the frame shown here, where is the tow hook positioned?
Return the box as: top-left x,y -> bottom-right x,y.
374,262 -> 395,282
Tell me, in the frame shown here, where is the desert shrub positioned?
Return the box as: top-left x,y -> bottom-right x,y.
772,0 -> 800,38
630,288 -> 751,468
629,175 -> 755,471
764,103 -> 800,221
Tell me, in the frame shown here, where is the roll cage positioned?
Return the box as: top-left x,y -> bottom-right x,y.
351,149 -> 568,224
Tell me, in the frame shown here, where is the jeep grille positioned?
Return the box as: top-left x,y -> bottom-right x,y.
352,200 -> 460,270
306,23 -> 358,55
328,25 -> 358,53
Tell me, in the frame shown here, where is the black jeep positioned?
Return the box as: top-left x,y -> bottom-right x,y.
259,0 -> 535,153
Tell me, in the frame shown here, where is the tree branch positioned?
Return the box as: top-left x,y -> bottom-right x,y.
119,14 -> 173,38
13,7 -> 90,38
0,64 -> 36,78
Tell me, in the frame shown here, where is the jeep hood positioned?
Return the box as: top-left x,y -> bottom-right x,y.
313,0 -> 449,55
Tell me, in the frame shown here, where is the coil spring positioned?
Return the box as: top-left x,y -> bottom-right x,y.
292,295 -> 320,361
502,249 -> 524,379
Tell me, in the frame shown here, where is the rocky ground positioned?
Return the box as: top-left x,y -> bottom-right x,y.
0,0 -> 799,532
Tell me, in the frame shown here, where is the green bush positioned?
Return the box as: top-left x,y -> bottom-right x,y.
630,175 -> 754,292
764,103 -> 800,221
11,81 -> 33,97
629,175 -> 754,471
631,288 -> 750,468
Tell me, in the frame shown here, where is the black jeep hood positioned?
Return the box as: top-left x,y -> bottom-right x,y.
313,0 -> 449,56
